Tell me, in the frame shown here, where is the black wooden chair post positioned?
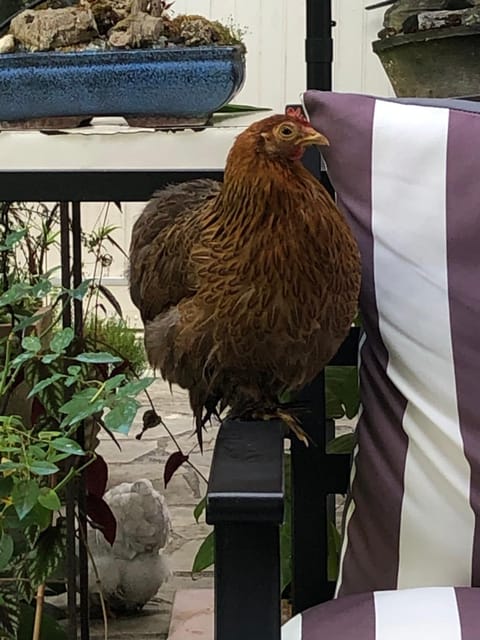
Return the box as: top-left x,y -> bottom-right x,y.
206,421 -> 285,640
292,329 -> 360,613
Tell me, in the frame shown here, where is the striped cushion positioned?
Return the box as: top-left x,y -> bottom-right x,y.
303,91 -> 480,596
282,587 -> 480,640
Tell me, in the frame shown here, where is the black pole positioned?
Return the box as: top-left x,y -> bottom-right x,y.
60,202 -> 78,640
306,0 -> 333,91
72,202 -> 90,640
290,0 -> 337,614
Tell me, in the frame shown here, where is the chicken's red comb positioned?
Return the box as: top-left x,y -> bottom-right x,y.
285,105 -> 310,125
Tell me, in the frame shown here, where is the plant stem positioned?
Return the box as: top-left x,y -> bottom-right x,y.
55,455 -> 95,493
0,332 -> 12,396
90,382 -> 105,404
32,583 -> 45,640
142,388 -> 210,485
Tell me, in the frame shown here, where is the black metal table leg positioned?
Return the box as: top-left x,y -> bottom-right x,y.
72,202 -> 90,640
60,202 -> 78,640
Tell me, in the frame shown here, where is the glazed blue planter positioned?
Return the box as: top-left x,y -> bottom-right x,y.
0,45 -> 246,127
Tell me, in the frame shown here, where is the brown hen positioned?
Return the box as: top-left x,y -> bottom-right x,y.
129,114 -> 361,448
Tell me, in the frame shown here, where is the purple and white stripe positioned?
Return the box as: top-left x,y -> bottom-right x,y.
282,587 -> 480,640
303,91 -> 480,595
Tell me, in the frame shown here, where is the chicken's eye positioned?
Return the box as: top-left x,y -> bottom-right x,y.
279,124 -> 296,138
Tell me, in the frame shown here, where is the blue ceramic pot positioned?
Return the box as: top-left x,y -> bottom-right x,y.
0,45 -> 246,126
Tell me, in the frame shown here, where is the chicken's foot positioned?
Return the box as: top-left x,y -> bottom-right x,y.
249,408 -> 310,447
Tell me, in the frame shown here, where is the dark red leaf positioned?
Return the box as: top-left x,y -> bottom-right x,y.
111,360 -> 130,378
30,397 -> 45,426
164,451 -> 189,488
98,284 -> 123,318
95,362 -> 109,381
137,408 -> 163,440
86,494 -> 117,545
85,455 -> 108,498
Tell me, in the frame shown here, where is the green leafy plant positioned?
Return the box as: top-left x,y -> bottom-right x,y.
0,209 -> 153,639
83,315 -> 147,379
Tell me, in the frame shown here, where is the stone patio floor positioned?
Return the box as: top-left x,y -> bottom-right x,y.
50,378 -> 353,638
89,379 -> 218,639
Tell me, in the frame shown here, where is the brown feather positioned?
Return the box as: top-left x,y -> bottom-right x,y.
129,114 -> 361,447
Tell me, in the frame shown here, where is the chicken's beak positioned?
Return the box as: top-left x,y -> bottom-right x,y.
298,127 -> 330,147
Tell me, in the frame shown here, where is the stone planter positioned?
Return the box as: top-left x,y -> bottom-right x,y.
0,45 -> 246,129
373,25 -> 480,98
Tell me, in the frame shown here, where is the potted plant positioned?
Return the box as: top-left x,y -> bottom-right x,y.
369,0 -> 480,97
0,0 -> 246,128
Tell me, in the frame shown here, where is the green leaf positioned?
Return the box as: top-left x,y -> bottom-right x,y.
192,531 -> 215,574
0,585 -> 20,639
280,454 -> 292,593
17,604 -> 67,640
194,496 -> 206,523
29,461 -> 59,476
12,479 -> 40,520
27,373 -> 65,399
0,282 -> 31,307
27,444 -> 47,460
104,374 -> 127,392
117,377 -> 155,397
28,521 -> 66,588
326,432 -> 356,455
0,477 -> 13,498
1,228 -> 26,250
59,389 -> 104,427
31,279 -> 53,298
10,351 -> 35,367
279,389 -> 294,404
327,521 -> 343,582
13,310 -> 50,333
67,365 -> 81,376
21,503 -> 52,531
21,335 -> 41,353
0,532 -> 14,571
217,103 -> 271,113
50,328 -> 74,353
41,353 -> 59,364
69,279 -> 92,301
74,352 -> 122,364
325,366 -> 360,420
104,397 -> 139,434
50,452 -> 71,463
50,437 -> 84,456
38,430 -> 61,440
24,360 -> 65,418
0,461 -> 24,473
38,488 -> 61,511
16,604 -> 68,640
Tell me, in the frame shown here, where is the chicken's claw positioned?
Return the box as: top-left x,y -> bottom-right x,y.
251,408 -> 310,447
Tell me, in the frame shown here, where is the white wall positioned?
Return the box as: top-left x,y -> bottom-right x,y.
81,0 -> 394,325
171,0 -> 393,110
333,0 -> 394,97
